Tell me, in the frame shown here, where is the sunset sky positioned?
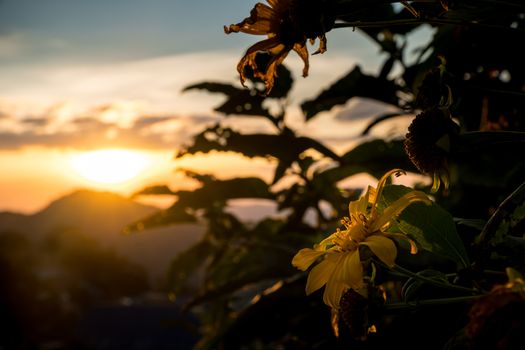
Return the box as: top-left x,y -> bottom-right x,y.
0,0 -> 432,213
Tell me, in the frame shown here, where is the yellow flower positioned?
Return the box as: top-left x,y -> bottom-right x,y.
224,0 -> 335,94
292,169 -> 432,309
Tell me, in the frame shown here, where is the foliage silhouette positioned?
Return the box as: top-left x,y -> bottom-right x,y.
133,1 -> 525,349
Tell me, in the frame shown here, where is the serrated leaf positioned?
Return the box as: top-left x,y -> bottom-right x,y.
382,185 -> 470,269
301,65 -> 400,120
176,126 -> 339,183
319,139 -> 416,183
177,126 -> 338,160
127,177 -> 272,231
185,177 -> 272,203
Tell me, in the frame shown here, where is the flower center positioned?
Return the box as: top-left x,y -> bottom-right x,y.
332,229 -> 359,252
276,0 -> 335,46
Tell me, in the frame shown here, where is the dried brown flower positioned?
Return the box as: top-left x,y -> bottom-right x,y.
224,0 -> 335,94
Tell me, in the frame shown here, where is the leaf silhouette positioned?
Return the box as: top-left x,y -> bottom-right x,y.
301,65 -> 400,120
176,126 -> 340,183
184,82 -> 272,119
127,177 -> 272,231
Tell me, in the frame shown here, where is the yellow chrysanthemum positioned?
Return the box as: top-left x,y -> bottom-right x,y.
224,0 -> 335,94
292,169 -> 432,309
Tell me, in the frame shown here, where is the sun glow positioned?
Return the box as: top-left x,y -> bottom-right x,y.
70,149 -> 151,184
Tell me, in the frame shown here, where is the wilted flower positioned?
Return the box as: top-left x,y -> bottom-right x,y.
224,0 -> 335,94
292,169 -> 431,310
404,107 -> 459,192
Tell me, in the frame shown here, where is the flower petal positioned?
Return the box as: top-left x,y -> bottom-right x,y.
349,194 -> 369,219
339,249 -> 364,290
260,47 -> 290,94
331,308 -> 340,337
266,0 -> 291,11
306,256 -> 336,295
236,37 -> 282,86
323,275 -> 346,309
323,251 -> 363,308
315,232 -> 338,250
292,43 -> 309,77
292,248 -> 325,271
312,34 -> 327,55
385,232 -> 419,254
369,168 -> 405,207
224,3 -> 278,35
362,235 -> 397,267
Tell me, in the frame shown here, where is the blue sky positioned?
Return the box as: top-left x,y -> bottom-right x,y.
0,0 -> 255,64
0,0 -> 433,212
0,0 -> 402,140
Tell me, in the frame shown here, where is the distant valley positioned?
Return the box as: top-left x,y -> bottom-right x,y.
0,189 -> 205,285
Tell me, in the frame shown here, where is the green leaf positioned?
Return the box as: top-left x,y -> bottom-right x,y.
382,185 -> 470,269
300,65 -> 400,120
319,139 -> 416,182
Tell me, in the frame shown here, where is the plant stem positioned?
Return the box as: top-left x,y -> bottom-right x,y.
393,264 -> 481,294
333,18 -> 525,33
385,295 -> 482,311
476,181 -> 525,245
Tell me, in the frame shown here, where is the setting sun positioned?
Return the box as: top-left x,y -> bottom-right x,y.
69,149 -> 151,184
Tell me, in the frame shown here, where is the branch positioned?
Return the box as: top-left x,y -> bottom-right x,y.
334,18 -> 525,33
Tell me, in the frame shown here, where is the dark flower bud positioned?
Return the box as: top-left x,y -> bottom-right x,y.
404,108 -> 459,192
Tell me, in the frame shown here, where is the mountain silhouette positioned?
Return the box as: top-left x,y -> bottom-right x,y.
0,189 -> 205,284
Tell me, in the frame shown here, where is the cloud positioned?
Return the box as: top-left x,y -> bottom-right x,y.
0,32 -> 67,59
0,32 -> 31,58
19,117 -> 49,126
0,48 -> 404,151
0,103 -> 220,150
334,97 -> 401,121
